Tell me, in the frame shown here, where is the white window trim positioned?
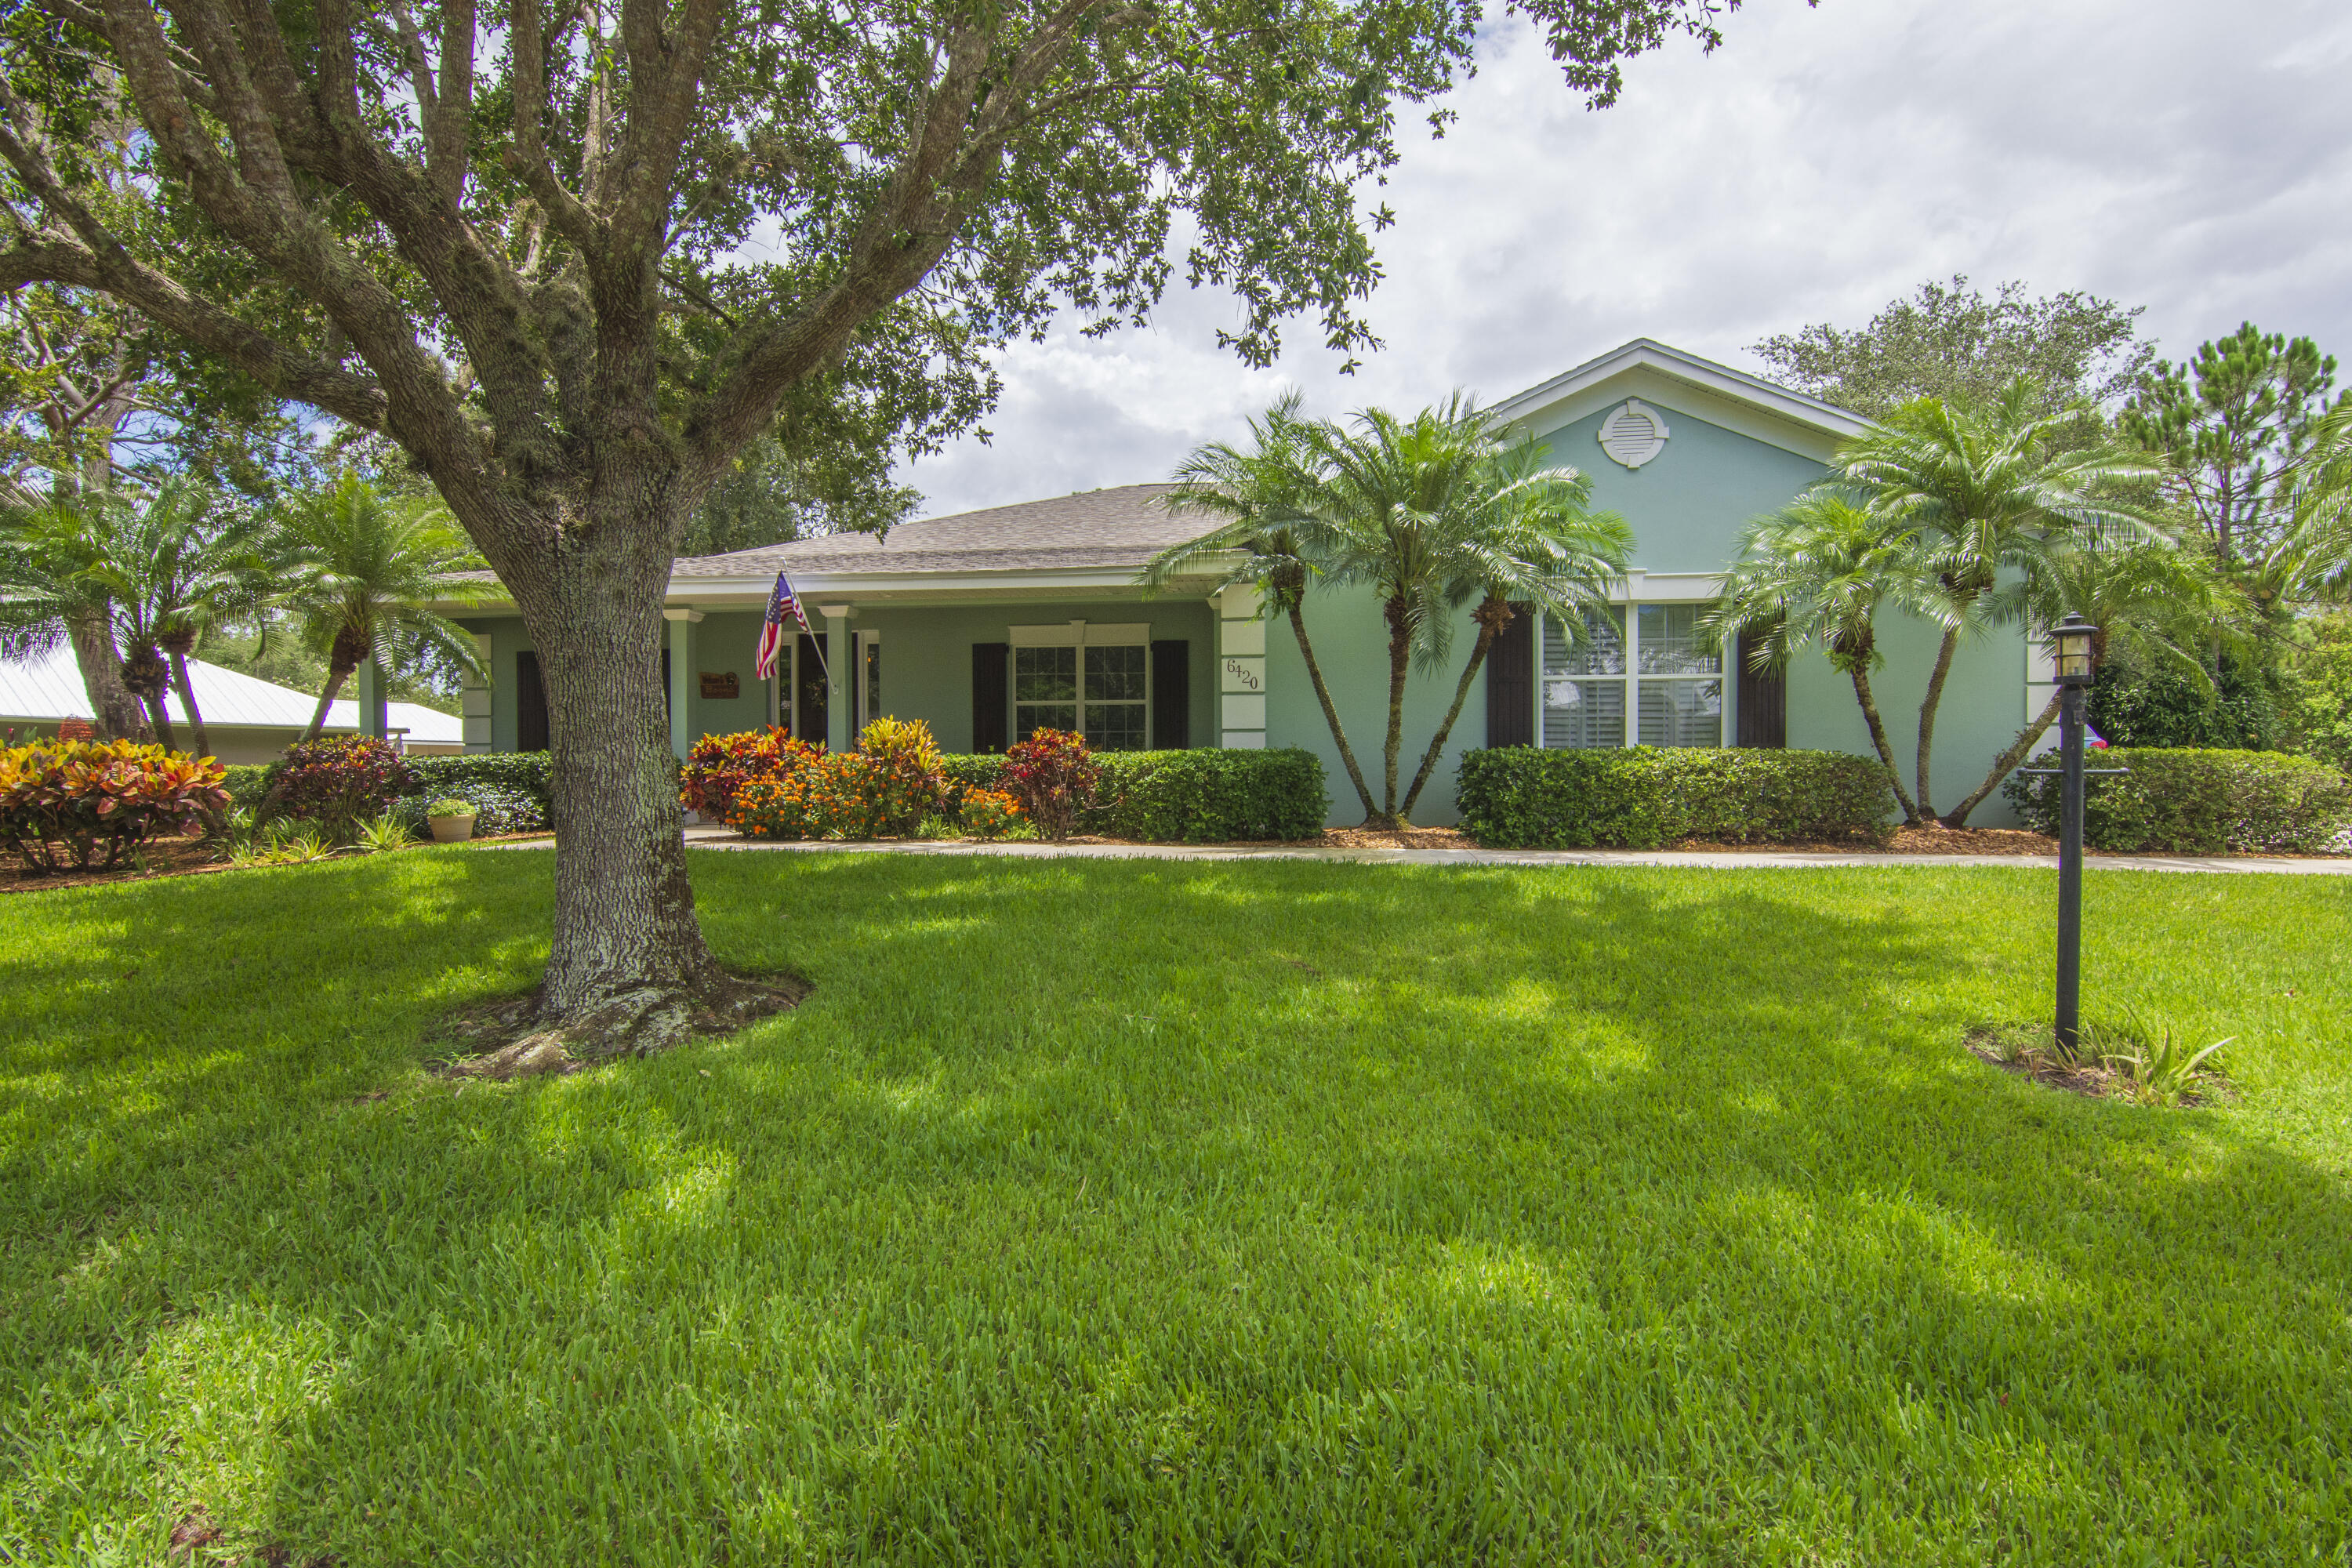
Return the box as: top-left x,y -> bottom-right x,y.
1009,620 -> 1154,748
1537,601 -> 1728,750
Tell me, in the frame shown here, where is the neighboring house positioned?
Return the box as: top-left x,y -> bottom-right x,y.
0,642 -> 464,762
445,340 -> 2041,824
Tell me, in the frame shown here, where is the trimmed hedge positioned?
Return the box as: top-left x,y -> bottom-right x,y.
934,749 -> 1330,842
2003,746 -> 2352,855
408,752 -> 553,810
1083,748 -> 1330,843
1456,747 -> 1896,850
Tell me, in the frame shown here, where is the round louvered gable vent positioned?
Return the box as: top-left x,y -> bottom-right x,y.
1598,400 -> 1670,469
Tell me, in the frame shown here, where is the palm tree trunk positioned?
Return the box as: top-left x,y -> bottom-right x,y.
1376,597 -> 1411,826
1287,599 -> 1378,821
142,688 -> 179,753
1941,688 -> 2064,829
1399,597 -> 1504,819
303,662 -> 355,742
166,645 -> 211,760
1849,663 -> 1922,825
64,606 -> 151,742
1913,625 -> 1961,819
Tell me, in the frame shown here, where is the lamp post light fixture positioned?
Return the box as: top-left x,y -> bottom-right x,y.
2050,613 -> 2100,1052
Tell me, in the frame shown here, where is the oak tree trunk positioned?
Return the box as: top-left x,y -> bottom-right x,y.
65,605 -> 150,742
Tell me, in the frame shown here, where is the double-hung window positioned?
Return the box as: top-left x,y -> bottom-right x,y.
1541,603 -> 1722,749
1011,623 -> 1150,750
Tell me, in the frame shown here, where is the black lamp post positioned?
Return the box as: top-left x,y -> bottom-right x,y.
2050,612 -> 2100,1051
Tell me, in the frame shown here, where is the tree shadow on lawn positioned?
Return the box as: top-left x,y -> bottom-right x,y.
4,851 -> 2350,1563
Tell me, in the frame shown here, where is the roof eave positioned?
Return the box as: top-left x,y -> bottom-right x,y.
1490,337 -> 1871,445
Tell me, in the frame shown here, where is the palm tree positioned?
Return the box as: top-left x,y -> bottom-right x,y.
1146,395 -> 1383,822
269,472 -> 491,741
1308,398 -> 1628,825
85,481 -> 272,759
1392,442 -> 1630,819
1829,380 -> 2161,819
1938,539 -> 2238,826
1708,492 -> 1942,825
1149,396 -> 1630,828
2264,401 -> 2352,605
0,492 -> 154,742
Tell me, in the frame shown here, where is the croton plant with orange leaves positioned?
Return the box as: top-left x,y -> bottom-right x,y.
1,739 -> 230,873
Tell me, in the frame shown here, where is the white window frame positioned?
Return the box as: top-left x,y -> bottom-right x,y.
1537,601 -> 1729,750
1009,621 -> 1153,749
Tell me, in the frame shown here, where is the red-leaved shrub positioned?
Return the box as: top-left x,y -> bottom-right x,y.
680,726 -> 821,818
1001,728 -> 1098,841
269,735 -> 419,834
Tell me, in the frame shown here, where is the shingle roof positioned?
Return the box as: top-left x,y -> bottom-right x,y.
0,642 -> 463,742
670,483 -> 1208,579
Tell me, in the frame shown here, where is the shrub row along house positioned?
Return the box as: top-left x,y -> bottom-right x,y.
445,341 -> 2044,826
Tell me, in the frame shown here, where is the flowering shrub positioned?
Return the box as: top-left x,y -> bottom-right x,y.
1001,728 -> 1099,841
270,735 -> 418,834
717,717 -> 944,840
958,787 -> 1024,839
1,739 -> 230,872
679,727 -> 818,818
726,753 -> 882,839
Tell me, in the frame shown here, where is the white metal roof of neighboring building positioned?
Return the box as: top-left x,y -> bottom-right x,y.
0,642 -> 463,743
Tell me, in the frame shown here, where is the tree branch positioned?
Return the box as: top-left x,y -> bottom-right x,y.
506,0 -> 604,257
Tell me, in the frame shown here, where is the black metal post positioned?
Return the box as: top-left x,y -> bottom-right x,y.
2056,680 -> 2085,1051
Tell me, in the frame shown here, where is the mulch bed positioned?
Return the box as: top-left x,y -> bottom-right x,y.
2,833 -> 231,895
1,828 -> 557,895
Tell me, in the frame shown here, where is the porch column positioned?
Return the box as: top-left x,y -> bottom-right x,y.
354,655 -> 390,739
664,608 -> 702,760
821,604 -> 852,753
1215,584 -> 1266,749
460,633 -> 493,753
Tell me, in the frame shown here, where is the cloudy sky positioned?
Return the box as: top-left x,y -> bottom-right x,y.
897,0 -> 2352,519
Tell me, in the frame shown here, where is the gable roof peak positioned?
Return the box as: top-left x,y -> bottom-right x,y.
1489,337 -> 1868,448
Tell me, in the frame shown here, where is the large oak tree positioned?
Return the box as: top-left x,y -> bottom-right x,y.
0,0 -> 1764,1051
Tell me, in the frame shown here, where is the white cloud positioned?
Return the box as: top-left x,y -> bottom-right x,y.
901,0 -> 2352,517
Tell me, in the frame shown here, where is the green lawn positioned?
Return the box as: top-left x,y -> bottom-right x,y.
3,850 -> 2350,1566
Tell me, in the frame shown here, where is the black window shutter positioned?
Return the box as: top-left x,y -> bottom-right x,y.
1736,628 -> 1787,748
1485,604 -> 1535,748
972,642 -> 1010,753
1150,640 -> 1190,750
516,650 -> 550,752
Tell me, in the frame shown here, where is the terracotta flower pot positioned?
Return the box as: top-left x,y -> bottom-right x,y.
429,814 -> 477,843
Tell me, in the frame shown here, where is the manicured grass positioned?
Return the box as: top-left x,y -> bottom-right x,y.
3,850 -> 2350,1566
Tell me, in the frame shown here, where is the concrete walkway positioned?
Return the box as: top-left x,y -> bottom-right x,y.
637,825 -> 2352,876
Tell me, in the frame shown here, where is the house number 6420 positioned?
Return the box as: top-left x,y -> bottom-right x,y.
1223,657 -> 1262,691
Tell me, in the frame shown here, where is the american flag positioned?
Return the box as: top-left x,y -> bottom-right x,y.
754,572 -> 808,681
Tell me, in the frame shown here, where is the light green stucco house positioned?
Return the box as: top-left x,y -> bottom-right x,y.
452,340 -> 2045,825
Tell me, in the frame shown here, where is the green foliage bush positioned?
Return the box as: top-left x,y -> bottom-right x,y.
1456,747 -> 1896,850
2089,644 -> 2288,751
2002,747 -> 2352,855
1080,748 -> 1330,842
222,763 -> 274,813
407,751 -> 554,809
2287,611 -> 2352,772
